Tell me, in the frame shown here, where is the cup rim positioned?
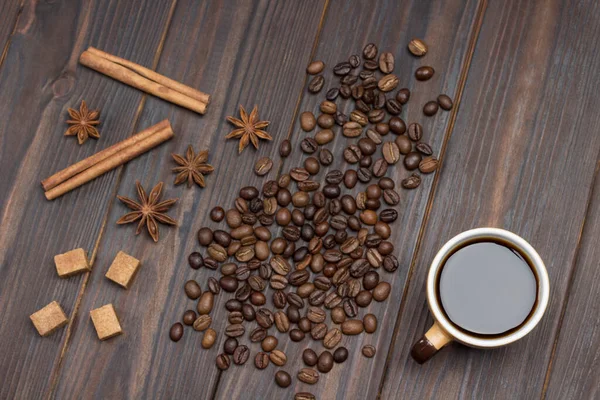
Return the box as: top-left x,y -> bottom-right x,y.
426,227 -> 550,348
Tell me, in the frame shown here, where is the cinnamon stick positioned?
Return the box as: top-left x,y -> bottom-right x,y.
42,120 -> 170,191
79,48 -> 209,115
44,124 -> 174,201
86,47 -> 210,105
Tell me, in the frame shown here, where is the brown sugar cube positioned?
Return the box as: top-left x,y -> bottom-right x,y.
54,248 -> 91,278
105,251 -> 141,289
30,301 -> 68,337
90,304 -> 123,340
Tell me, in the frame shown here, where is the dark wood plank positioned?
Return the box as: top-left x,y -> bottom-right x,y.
215,0 -> 484,398
0,1 -> 175,398
380,0 -> 600,399
543,162 -> 600,400
52,1 -> 326,398
0,0 -> 22,64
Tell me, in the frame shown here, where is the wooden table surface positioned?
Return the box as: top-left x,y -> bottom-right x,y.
1,0 -> 599,399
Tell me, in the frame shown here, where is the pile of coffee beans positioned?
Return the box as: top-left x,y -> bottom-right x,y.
171,39 -> 451,399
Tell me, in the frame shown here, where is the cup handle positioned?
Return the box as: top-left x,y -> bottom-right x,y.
411,321 -> 453,364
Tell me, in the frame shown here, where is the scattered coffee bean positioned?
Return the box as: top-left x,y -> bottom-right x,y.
415,66 -> 434,81
202,328 -> 216,349
233,345 -> 250,365
396,88 -> 410,104
363,43 -> 378,59
378,74 -> 399,92
317,351 -> 334,373
279,139 -> 292,158
404,152 -> 422,170
169,323 -> 183,342
437,94 -> 453,110
254,157 -> 273,176
379,52 -> 394,73
298,368 -> 319,384
408,38 -> 427,56
184,280 -> 202,300
326,88 -> 339,100
216,353 -> 230,370
423,100 -> 439,116
308,75 -> 324,93
275,370 -> 292,388
255,351 -> 270,369
341,319 -> 364,335
270,349 -> 287,366
362,345 -> 376,358
307,60 -> 324,75
333,347 -> 348,363
295,393 -> 316,400
419,156 -> 439,173
188,252 -> 204,269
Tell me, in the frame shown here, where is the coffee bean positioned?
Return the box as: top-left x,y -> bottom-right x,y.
363,313 -> 378,334
298,368 -> 320,384
333,61 -> 352,76
423,101 -> 439,116
254,157 -> 273,176
380,141 -> 399,165
193,315 -> 212,331
216,354 -> 230,370
269,349 -> 287,366
209,206 -> 224,222
182,310 -> 196,326
362,345 -> 376,358
290,328 -> 305,342
364,60 -> 378,70
197,228 -> 213,246
287,292 -> 305,309
301,137 -> 319,154
396,88 -> 410,104
323,328 -> 342,349
261,335 -> 278,352
256,308 -> 275,328
363,43 -> 378,59
319,148 -> 334,166
334,111 -> 348,126
326,88 -> 339,100
255,352 -> 270,369
343,145 -> 362,164
341,319 -> 364,335
184,280 -> 202,300
307,306 -> 326,324
225,299 -> 242,312
225,323 -> 245,337
317,113 -> 335,129
250,327 -> 267,342
307,60 -> 324,74
295,393 -> 316,400
373,281 -> 391,301
242,304 -> 256,322
378,74 -> 399,92
419,156 -> 438,173
389,117 -> 406,135
169,323 -> 183,342
187,252 -> 203,270
233,345 -> 250,365
395,136 -> 412,156
343,170 -> 358,189
368,108 -> 386,124
359,69 -> 373,79
408,38 -> 427,56
343,298 -> 359,318
333,347 -> 348,363
357,167 -> 372,183
317,351 -> 334,373
356,290 -> 373,307
351,85 -> 364,100
219,275 -> 238,292
437,94 -> 453,110
381,189 -> 399,206
339,84 -> 351,98
343,121 -> 362,138
303,348 -> 318,366
386,98 -> 402,115
235,283 -> 252,304
320,100 -> 337,114
275,371 -> 291,388
311,322 -> 327,340
308,75 -> 324,93
404,152 -> 422,170
378,52 -> 394,73
197,291 -> 214,315
415,65 -> 434,81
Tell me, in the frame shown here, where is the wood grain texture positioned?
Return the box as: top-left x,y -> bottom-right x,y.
215,0 -> 483,398
52,1 -> 326,398
380,0 -> 600,399
0,0 -> 175,398
0,0 -> 22,65
543,161 -> 600,400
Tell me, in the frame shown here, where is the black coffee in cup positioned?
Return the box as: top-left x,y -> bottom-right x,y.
437,239 -> 537,336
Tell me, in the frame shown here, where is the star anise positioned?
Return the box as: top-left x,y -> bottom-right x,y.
116,181 -> 178,243
65,100 -> 101,145
225,105 -> 271,153
171,145 -> 214,188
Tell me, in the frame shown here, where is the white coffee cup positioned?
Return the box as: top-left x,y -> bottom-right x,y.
411,228 -> 550,363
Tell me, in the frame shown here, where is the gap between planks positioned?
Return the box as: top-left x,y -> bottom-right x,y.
540,156 -> 600,400
0,1 -> 25,71
376,0 -> 489,397
209,0 -> 331,398
45,1 -> 180,398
